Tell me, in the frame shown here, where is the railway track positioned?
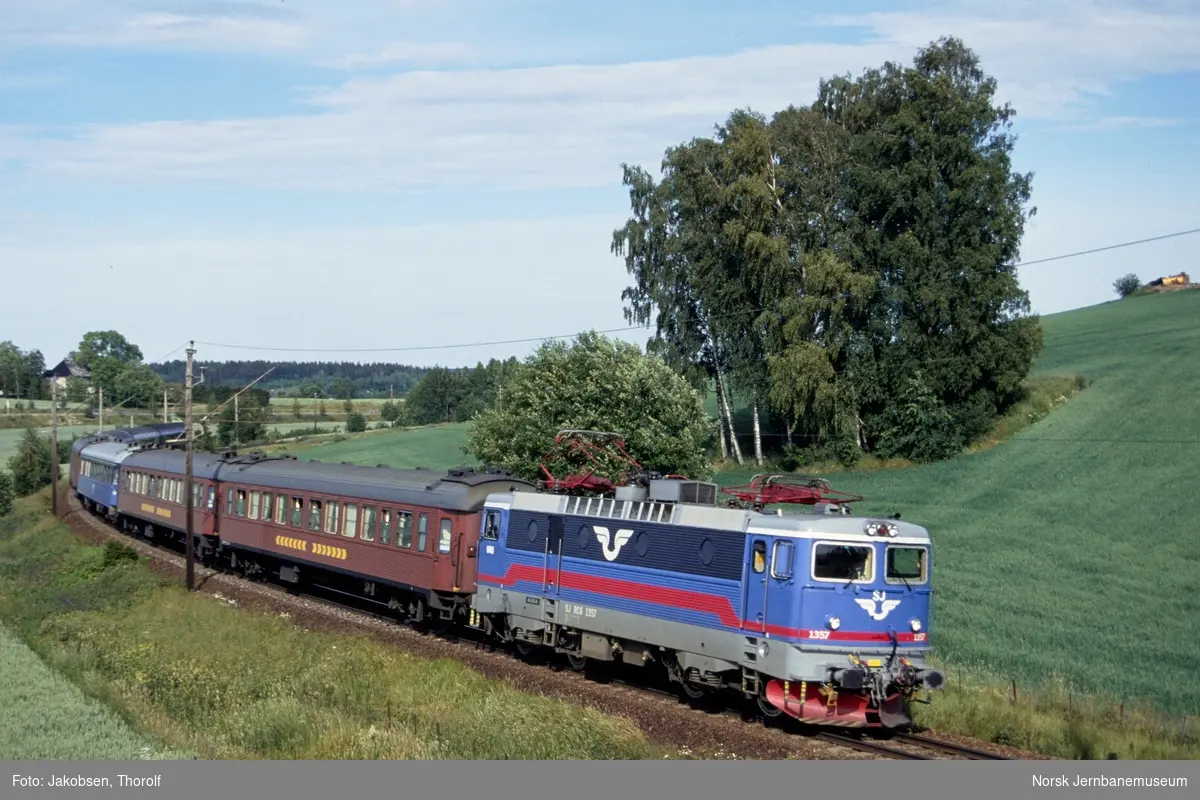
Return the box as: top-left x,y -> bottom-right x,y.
60,496 -> 1023,762
816,731 -> 1012,761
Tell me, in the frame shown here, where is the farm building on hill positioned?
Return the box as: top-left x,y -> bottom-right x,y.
43,359 -> 92,392
1147,272 -> 1191,287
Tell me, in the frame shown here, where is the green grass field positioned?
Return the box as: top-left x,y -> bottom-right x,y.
0,621 -> 181,760
267,424 -> 471,470
0,496 -> 666,760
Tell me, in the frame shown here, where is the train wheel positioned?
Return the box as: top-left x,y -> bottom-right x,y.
514,639 -> 537,659
566,653 -> 587,672
680,681 -> 707,701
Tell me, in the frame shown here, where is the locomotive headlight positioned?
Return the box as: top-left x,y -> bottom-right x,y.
828,616 -> 841,631
911,619 -> 922,632
757,642 -> 769,658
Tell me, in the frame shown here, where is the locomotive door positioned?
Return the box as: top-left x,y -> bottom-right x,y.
743,538 -> 770,632
542,516 -> 565,594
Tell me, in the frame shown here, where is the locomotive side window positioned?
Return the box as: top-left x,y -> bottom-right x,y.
418,514 -> 428,552
438,518 -> 452,554
482,512 -> 499,541
397,512 -> 413,548
885,546 -> 928,585
812,543 -> 873,583
752,541 -> 767,574
771,540 -> 794,580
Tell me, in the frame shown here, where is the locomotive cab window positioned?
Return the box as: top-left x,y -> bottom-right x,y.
752,541 -> 767,574
771,540 -> 794,580
885,546 -> 928,585
482,511 -> 499,541
812,543 -> 873,583
439,519 -> 453,554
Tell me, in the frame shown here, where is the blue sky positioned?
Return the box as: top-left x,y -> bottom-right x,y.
2,0 -> 1198,368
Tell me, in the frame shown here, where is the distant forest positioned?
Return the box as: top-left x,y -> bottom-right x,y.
150,360 -> 432,399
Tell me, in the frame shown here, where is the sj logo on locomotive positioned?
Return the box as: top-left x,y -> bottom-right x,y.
593,526 -> 635,561
855,591 -> 901,621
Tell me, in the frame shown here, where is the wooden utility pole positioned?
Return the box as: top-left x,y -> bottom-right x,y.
98,387 -> 104,432
163,389 -> 168,423
50,380 -> 59,518
234,394 -> 239,449
185,341 -> 196,591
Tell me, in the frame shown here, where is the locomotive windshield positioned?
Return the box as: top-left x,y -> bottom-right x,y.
885,546 -> 928,584
812,543 -> 872,582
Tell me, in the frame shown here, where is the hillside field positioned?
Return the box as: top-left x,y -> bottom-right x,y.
272,290 -> 1200,721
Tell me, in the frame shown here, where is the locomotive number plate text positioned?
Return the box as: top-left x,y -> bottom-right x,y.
565,603 -> 598,619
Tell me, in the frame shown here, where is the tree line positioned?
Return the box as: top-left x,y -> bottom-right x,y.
151,360 -> 429,399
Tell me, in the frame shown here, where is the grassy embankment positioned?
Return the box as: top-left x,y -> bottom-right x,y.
0,495 -> 667,760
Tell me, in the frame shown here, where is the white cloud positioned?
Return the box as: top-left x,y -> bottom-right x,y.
1,1 -> 1198,193
326,40 -> 477,69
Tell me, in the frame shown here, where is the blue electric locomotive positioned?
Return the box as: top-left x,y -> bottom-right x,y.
472,476 -> 944,728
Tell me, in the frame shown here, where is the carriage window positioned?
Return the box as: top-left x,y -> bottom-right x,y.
309,499 -> 322,531
752,541 -> 766,574
771,540 -> 794,580
262,492 -> 274,522
886,547 -> 928,585
813,543 -> 874,583
208,486 -> 216,510
397,512 -> 413,548
380,510 -> 392,545
236,490 -> 247,517
417,514 -> 428,552
226,488 -> 233,515
275,494 -> 287,524
482,511 -> 499,541
290,497 -> 303,527
324,501 -> 340,534
362,506 -> 377,541
249,491 -> 261,520
439,519 -> 452,554
344,504 -> 359,538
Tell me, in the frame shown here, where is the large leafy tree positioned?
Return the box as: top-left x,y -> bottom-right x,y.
814,37 -> 1043,458
0,342 -> 47,401
70,330 -> 164,411
465,332 -> 716,482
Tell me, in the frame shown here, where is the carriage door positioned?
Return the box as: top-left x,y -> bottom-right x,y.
451,515 -> 477,593
542,516 -> 565,594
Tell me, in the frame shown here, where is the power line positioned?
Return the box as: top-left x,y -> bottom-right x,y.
190,226 -> 1200,356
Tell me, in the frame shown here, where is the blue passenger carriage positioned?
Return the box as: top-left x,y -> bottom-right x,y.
75,440 -> 137,519
472,476 -> 944,729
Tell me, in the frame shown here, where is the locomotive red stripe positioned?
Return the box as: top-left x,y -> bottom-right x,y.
477,563 -> 921,643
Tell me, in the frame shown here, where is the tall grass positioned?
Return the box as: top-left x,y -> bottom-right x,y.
0,495 -> 665,760
0,621 -> 182,760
